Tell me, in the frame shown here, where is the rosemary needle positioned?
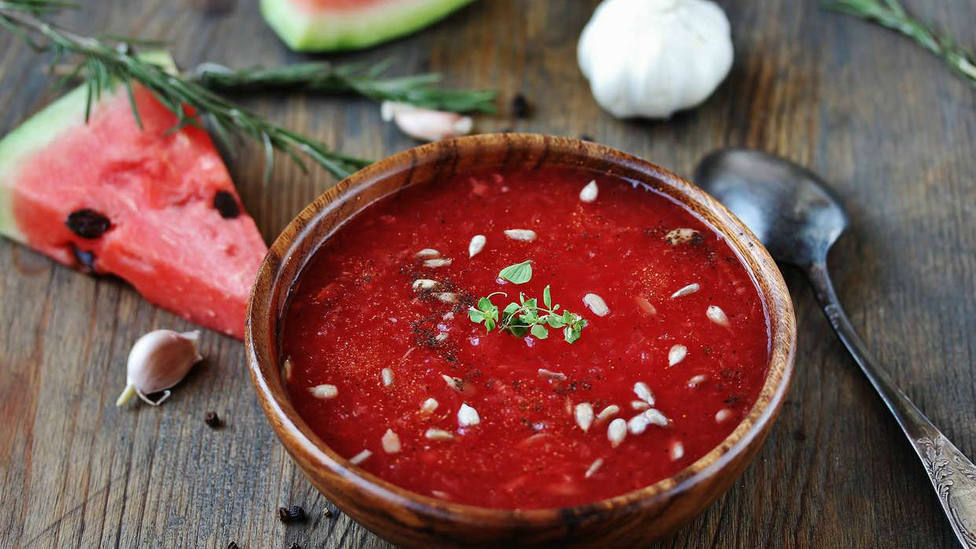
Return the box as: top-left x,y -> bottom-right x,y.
189,61 -> 498,114
824,0 -> 975,85
0,0 -> 371,180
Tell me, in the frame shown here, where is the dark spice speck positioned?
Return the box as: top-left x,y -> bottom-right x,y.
289,543 -> 301,549
226,542 -> 239,549
213,190 -> 241,219
66,209 -> 111,239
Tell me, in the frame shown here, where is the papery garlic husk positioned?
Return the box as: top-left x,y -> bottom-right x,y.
116,330 -> 203,406
381,101 -> 473,141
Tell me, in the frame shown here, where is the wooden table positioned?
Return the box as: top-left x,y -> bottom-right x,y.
1,1 -> 973,547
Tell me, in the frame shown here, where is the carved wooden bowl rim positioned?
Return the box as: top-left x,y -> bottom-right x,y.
246,133 -> 796,528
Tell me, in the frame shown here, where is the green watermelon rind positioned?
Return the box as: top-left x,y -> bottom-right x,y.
0,51 -> 177,243
260,0 -> 475,52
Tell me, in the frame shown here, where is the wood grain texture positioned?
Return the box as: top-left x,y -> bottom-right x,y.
0,1 -> 973,547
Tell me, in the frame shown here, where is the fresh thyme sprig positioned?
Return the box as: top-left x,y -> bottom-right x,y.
189,61 -> 498,114
0,0 -> 371,180
468,261 -> 589,344
824,0 -> 975,85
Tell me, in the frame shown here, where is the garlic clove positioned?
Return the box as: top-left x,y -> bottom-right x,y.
116,329 -> 203,407
380,101 -> 473,142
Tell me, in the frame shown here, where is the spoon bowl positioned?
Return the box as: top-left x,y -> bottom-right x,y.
695,148 -> 848,267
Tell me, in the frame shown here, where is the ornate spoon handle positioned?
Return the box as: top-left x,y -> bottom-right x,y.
807,261 -> 976,548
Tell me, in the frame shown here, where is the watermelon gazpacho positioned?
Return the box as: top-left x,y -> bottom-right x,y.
280,167 -> 770,509
261,0 -> 474,52
0,53 -> 267,339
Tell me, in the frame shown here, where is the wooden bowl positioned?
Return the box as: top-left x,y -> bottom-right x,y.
246,134 -> 796,548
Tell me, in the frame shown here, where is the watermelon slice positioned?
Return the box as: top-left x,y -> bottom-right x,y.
0,53 -> 267,339
260,0 -> 474,52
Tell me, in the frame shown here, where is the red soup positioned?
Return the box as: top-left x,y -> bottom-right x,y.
281,167 -> 769,509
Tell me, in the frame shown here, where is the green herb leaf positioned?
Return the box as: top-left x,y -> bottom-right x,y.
499,260 -> 533,285
468,276 -> 587,344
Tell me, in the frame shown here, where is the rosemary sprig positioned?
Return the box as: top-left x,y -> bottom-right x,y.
0,0 -> 371,180
189,60 -> 498,114
824,0 -> 975,85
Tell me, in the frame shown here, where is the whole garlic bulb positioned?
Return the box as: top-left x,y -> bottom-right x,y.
577,0 -> 733,119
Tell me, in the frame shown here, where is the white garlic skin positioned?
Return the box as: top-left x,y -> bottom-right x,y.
117,330 -> 202,406
381,101 -> 473,142
577,0 -> 733,119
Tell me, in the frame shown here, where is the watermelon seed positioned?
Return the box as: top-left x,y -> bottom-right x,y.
66,208 -> 111,239
71,244 -> 96,273
213,190 -> 240,219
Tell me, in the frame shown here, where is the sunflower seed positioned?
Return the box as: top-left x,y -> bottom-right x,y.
633,381 -> 655,405
420,397 -> 439,414
538,368 -> 567,381
434,292 -> 458,304
715,408 -> 732,423
582,293 -> 609,317
415,248 -> 440,258
381,368 -> 394,387
574,403 -> 594,432
665,228 -> 700,245
643,408 -> 669,427
308,384 -> 338,400
458,403 -> 481,427
706,305 -> 729,327
349,449 -> 372,465
687,374 -> 706,387
579,180 -> 599,203
636,297 -> 657,316
584,458 -> 604,478
630,400 -> 650,410
412,279 -> 440,290
607,418 -> 627,447
442,374 -> 463,392
381,429 -> 401,454
504,229 -> 537,242
670,283 -> 700,299
425,428 -> 455,441
628,414 -> 650,435
669,440 -> 684,461
424,258 -> 453,268
468,234 -> 486,258
596,405 -> 620,422
669,344 -> 687,366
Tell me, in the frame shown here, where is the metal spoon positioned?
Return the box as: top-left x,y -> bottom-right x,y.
695,148 -> 976,548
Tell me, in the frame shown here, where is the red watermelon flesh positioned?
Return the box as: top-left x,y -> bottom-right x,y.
2,84 -> 267,339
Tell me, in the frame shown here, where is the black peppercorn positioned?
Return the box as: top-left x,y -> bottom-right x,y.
213,190 -> 241,219
278,505 -> 306,523
204,411 -> 223,429
66,209 -> 111,239
511,94 -> 530,118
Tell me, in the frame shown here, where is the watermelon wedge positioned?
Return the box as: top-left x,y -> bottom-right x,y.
260,0 -> 474,52
0,53 -> 267,339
